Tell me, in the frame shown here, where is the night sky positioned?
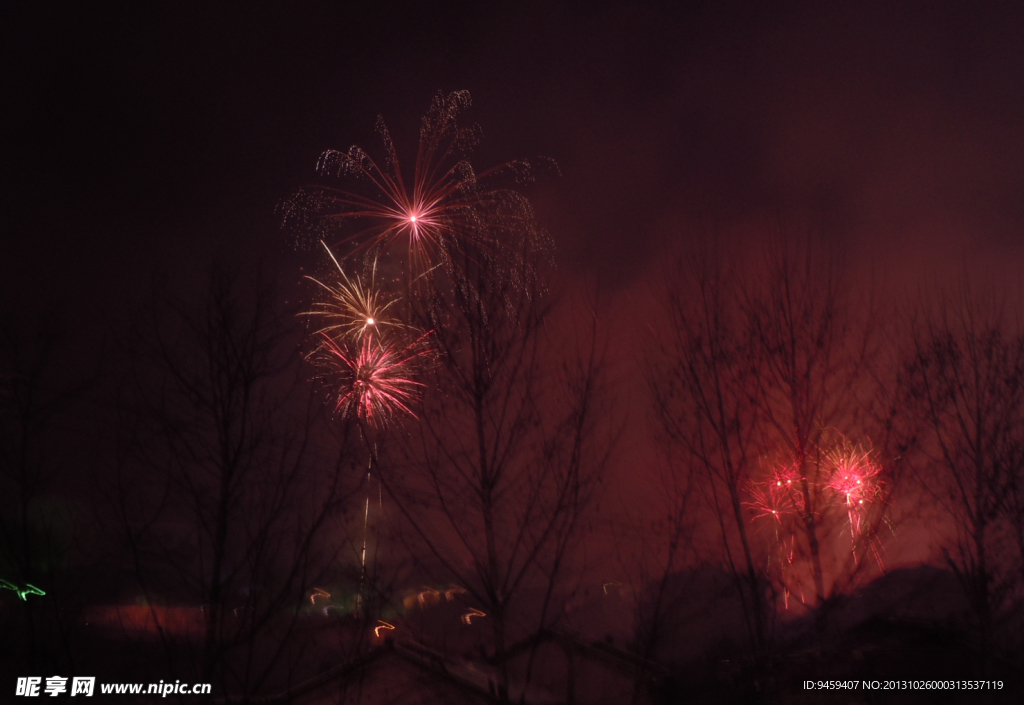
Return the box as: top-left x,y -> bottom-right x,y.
9,0 -> 1024,561
7,1 -> 1024,700
7,0 -> 1024,322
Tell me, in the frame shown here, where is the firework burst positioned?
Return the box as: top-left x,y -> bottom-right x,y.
302,244 -> 406,342
746,439 -> 889,607
825,440 -> 884,559
282,90 -> 549,277
746,483 -> 786,526
312,332 -> 431,427
746,462 -> 801,603
745,462 -> 799,526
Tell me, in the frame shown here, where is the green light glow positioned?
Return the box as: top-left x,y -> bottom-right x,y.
0,579 -> 45,601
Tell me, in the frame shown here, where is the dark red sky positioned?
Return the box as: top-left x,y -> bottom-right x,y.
4,0 -> 1024,318
6,5 -> 1024,682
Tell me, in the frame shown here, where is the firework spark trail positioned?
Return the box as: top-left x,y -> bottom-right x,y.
283,91 -> 549,279
0,580 -> 45,601
360,460 -> 372,596
301,246 -> 431,624
443,585 -> 466,600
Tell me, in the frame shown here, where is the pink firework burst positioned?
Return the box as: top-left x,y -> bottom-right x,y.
313,333 -> 431,426
745,461 -> 802,607
825,441 -> 883,546
745,462 -> 799,526
746,482 -> 789,525
284,91 -> 548,275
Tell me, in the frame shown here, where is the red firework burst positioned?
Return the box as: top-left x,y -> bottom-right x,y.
284,90 -> 547,275
745,463 -> 801,607
313,332 -> 431,426
746,442 -> 889,607
745,462 -> 799,526
825,441 -> 883,546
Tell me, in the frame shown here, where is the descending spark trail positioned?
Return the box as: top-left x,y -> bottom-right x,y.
291,93 -> 549,635
358,453 -> 380,605
360,480 -> 370,585
745,463 -> 801,607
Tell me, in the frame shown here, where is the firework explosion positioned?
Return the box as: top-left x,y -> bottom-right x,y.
746,438 -> 886,606
282,90 -> 549,277
825,440 -> 884,565
291,93 -> 546,635
312,332 -> 430,427
745,462 -> 802,607
303,243 -> 432,426
746,463 -> 799,526
302,245 -> 406,342
295,92 -> 551,424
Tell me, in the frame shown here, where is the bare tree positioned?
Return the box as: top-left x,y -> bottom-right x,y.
647,245 -> 770,665
610,461 -> 698,705
112,263 -> 359,697
899,284 -> 1024,671
382,245 -> 609,702
649,232 -> 897,673
742,235 -> 888,612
